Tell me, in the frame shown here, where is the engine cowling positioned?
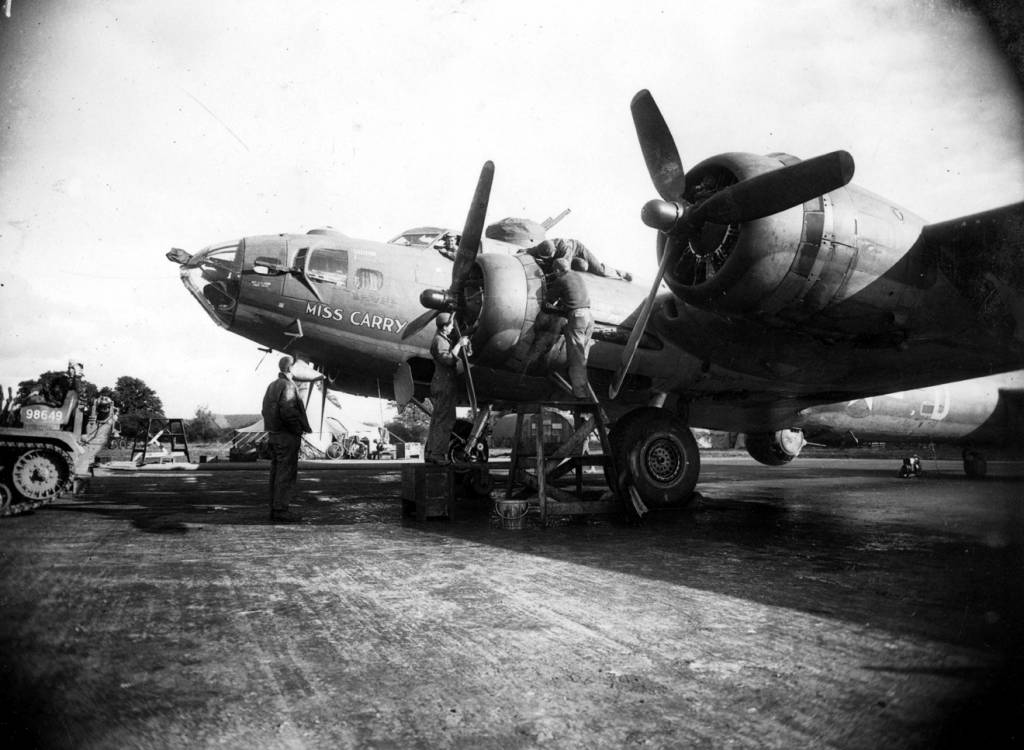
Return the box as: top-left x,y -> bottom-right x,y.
745,429 -> 806,466
662,152 -> 927,336
458,253 -> 545,368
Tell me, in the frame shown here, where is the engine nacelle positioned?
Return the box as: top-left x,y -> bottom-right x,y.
662,152 -> 928,336
459,252 -> 660,378
458,253 -> 545,367
745,429 -> 806,466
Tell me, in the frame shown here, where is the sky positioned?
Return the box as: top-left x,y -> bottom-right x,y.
1,0 -> 1022,424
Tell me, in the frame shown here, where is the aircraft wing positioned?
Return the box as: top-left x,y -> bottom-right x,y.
918,201 -> 1024,346
609,91 -> 1024,420
638,196 -> 1024,415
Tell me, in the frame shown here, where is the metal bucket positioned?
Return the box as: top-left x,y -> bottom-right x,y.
494,499 -> 530,530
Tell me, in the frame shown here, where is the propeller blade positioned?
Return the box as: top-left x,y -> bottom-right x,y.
453,319 -> 478,416
631,89 -> 686,201
401,309 -> 439,340
451,160 -> 495,290
320,380 -> 327,435
609,235 -> 682,399
701,150 -> 855,225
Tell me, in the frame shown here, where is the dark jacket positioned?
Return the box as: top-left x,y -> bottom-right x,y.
262,374 -> 312,435
430,331 -> 459,386
543,271 -> 590,314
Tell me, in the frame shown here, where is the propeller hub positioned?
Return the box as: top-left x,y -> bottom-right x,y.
641,200 -> 686,233
420,288 -> 458,311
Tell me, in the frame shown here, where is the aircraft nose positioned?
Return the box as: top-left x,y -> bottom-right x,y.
176,240 -> 242,329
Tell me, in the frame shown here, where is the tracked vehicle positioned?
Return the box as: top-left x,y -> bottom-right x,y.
0,363 -> 118,517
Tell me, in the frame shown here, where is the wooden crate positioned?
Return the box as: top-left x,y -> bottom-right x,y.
396,442 -> 422,459
401,464 -> 453,521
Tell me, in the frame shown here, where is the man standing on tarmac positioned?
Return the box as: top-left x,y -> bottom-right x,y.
543,257 -> 595,399
261,355 -> 312,522
425,312 -> 470,464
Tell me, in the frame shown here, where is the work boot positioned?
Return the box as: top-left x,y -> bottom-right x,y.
270,508 -> 302,523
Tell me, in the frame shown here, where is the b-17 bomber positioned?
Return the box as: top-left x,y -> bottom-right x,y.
168,90 -> 1024,511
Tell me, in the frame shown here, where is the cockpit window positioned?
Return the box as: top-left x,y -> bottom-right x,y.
387,227 -> 461,265
389,229 -> 445,247
206,244 -> 240,264
308,248 -> 349,286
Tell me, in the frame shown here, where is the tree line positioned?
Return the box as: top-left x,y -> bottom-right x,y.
13,369 -> 436,445
14,370 -> 166,439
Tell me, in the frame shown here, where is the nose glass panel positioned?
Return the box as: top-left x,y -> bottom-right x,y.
180,241 -> 242,329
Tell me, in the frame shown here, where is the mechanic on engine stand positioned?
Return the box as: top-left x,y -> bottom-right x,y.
521,238 -> 632,281
543,257 -> 595,399
425,312 -> 471,464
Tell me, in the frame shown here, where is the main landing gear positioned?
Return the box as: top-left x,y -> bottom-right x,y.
448,418 -> 494,497
607,407 -> 700,511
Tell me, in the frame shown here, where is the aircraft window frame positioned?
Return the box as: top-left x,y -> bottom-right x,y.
307,247 -> 350,287
354,268 -> 384,291
391,233 -> 440,247
387,228 -> 447,247
207,244 -> 239,261
201,243 -> 241,273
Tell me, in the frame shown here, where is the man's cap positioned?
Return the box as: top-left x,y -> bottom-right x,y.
570,257 -> 589,272
436,312 -> 453,327
532,239 -> 558,259
278,355 -> 294,372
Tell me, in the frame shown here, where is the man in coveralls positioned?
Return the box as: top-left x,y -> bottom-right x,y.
261,355 -> 312,522
521,238 -> 632,281
543,257 -> 595,398
425,312 -> 471,464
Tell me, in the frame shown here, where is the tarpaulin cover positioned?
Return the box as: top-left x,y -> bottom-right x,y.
485,217 -> 546,247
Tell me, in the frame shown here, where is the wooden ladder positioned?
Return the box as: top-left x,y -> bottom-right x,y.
130,417 -> 191,465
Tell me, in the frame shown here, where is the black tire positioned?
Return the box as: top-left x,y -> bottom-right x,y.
610,407 -> 700,510
606,409 -> 649,496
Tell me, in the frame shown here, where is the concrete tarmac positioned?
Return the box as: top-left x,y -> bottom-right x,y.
1,457 -> 1021,749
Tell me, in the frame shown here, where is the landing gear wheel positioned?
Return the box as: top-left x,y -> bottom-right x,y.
326,442 -> 344,460
12,449 -> 72,501
609,407 -> 699,511
963,450 -> 987,479
448,419 -> 489,467
0,484 -> 11,513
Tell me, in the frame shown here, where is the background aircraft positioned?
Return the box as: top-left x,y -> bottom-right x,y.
773,370 -> 1023,477
168,90 -> 1024,512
